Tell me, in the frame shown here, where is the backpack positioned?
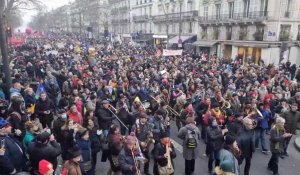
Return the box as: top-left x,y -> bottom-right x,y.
186,128 -> 197,149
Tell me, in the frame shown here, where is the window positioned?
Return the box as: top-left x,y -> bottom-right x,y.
189,22 -> 193,33
216,4 -> 221,19
226,26 -> 232,40
136,0 -> 138,5
239,26 -> 248,40
297,25 -> 300,41
229,2 -> 235,18
204,6 -> 208,20
202,27 -> 207,39
213,27 -> 219,39
188,1 -> 193,11
243,0 -> 250,17
254,25 -> 264,41
279,25 -> 291,41
172,23 -> 175,33
158,24 -> 162,33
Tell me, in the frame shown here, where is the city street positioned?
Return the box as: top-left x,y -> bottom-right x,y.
92,121 -> 300,175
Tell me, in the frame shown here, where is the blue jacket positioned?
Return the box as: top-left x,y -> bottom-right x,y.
258,110 -> 272,129
76,138 -> 92,162
0,135 -> 27,172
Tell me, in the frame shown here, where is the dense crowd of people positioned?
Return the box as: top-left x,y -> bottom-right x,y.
0,36 -> 300,175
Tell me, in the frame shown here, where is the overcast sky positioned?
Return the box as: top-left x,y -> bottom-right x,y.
20,0 -> 74,31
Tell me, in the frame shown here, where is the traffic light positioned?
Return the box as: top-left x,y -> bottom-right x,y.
6,27 -> 12,37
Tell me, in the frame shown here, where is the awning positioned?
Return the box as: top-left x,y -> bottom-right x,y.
168,35 -> 195,44
192,40 -> 218,47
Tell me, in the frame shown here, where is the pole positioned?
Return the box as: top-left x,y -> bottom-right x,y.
0,15 -> 12,93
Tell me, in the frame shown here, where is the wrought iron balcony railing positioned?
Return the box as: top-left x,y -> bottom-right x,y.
153,10 -> 198,22
199,11 -> 268,24
133,15 -> 150,22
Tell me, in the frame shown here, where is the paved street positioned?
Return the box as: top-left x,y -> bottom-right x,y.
90,121 -> 300,175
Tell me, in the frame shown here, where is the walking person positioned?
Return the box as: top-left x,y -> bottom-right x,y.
178,117 -> 201,175
281,100 -> 300,156
236,117 -> 255,175
268,117 -> 292,175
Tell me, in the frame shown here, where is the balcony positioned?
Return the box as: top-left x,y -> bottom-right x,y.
199,11 -> 268,26
111,19 -> 129,24
133,15 -> 150,22
153,10 -> 198,23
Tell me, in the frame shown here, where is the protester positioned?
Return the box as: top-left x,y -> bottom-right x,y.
62,146 -> 82,175
27,131 -> 62,174
178,117 -> 201,175
268,117 -> 292,175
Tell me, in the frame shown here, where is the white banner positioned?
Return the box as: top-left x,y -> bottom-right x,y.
162,49 -> 183,56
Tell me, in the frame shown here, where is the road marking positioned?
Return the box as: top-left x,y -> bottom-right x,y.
171,139 -> 183,154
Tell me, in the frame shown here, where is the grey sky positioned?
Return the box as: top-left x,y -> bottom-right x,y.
20,0 -> 74,31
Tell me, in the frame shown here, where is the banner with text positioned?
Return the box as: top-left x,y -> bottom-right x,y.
162,49 -> 183,56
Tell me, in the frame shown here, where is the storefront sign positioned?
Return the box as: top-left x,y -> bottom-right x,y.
162,49 -> 183,56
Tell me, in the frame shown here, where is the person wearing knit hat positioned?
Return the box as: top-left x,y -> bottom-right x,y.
119,133 -> 140,175
218,134 -> 240,175
38,159 -> 54,175
152,131 -> 176,175
62,146 -> 82,175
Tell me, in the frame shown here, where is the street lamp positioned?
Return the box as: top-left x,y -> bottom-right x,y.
178,0 -> 183,48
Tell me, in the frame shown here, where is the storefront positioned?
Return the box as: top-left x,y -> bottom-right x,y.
153,34 -> 168,48
222,41 -> 281,65
192,40 -> 218,56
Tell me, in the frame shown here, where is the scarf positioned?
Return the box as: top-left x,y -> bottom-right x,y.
274,124 -> 285,150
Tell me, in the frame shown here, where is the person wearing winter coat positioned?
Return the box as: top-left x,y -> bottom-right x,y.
219,135 -> 241,175
60,119 -> 78,161
27,131 -> 62,173
206,116 -> 228,174
236,117 -> 255,175
76,128 -> 94,175
23,121 -> 39,150
67,104 -> 83,126
268,117 -> 292,175
119,134 -> 140,175
62,146 -> 82,175
255,103 -> 272,153
95,100 -> 114,133
52,110 -> 68,143
178,117 -> 201,175
34,91 -> 55,128
153,132 -> 176,175
85,117 -> 101,171
7,97 -> 28,141
0,117 -> 27,173
107,124 -> 123,175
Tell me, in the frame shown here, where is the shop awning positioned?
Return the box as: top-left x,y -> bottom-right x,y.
168,35 -> 196,44
192,40 -> 218,47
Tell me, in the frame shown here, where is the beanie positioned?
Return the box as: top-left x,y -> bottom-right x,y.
39,159 -> 53,175
225,134 -> 236,145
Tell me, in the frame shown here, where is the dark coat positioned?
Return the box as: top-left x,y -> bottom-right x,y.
207,126 -> 224,151
28,140 -> 62,171
87,127 -> 101,154
35,98 -> 55,118
153,142 -> 176,167
76,138 -> 92,162
281,111 -> 300,134
0,135 -> 27,172
227,120 -> 244,137
7,112 -> 27,140
237,127 -> 255,158
53,117 -> 67,143
118,148 -> 136,175
96,107 -> 114,130
269,127 -> 285,154
60,128 -> 76,160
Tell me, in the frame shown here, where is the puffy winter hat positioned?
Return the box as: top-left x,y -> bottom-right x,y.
225,134 -> 236,145
39,159 -> 53,175
0,117 -> 9,129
